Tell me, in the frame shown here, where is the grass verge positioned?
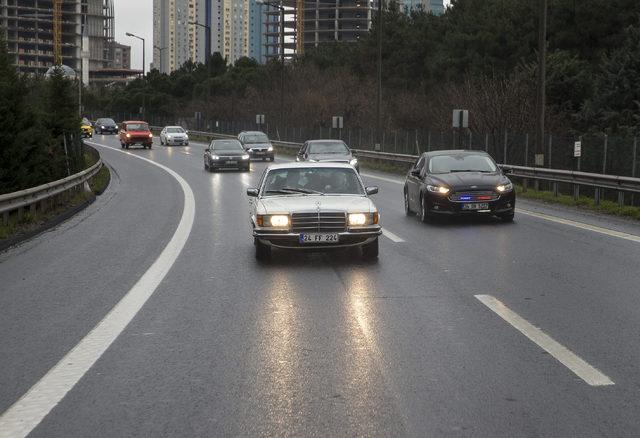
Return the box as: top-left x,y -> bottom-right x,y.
516,185 -> 640,221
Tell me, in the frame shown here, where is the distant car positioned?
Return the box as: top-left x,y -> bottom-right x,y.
247,162 -> 381,260
94,118 -> 118,135
119,121 -> 153,149
204,139 -> 250,172
296,139 -> 359,172
160,126 -> 189,146
404,150 -> 515,222
238,131 -> 274,161
80,118 -> 93,138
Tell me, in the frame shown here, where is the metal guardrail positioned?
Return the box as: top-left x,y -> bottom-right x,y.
0,153 -> 103,221
151,126 -> 640,206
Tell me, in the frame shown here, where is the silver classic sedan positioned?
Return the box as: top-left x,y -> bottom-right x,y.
247,162 -> 381,260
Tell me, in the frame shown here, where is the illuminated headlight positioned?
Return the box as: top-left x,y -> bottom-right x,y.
267,145 -> 273,152
269,215 -> 289,227
211,155 -> 220,160
242,154 -> 250,160
148,133 -> 153,138
349,158 -> 358,166
348,212 -> 378,226
184,135 -> 189,141
496,182 -> 513,193
427,185 -> 450,195
126,133 -> 131,138
101,125 -> 105,129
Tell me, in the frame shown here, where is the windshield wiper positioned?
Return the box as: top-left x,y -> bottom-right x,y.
266,187 -> 324,195
450,169 -> 493,173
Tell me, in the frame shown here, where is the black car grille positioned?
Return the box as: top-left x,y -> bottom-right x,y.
291,212 -> 347,233
449,191 -> 499,202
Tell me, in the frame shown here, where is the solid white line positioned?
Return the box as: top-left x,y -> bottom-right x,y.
0,142 -> 196,438
517,208 -> 640,244
381,227 -> 405,243
475,294 -> 614,387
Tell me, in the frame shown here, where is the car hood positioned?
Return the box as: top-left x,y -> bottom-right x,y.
212,150 -> 246,156
99,123 -> 116,127
308,153 -> 352,162
128,130 -> 151,135
258,195 -> 374,214
431,172 -> 506,191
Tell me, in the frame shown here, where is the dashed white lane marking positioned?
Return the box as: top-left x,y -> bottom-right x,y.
0,142 -> 196,438
517,208 -> 640,244
381,227 -> 405,242
475,294 -> 614,387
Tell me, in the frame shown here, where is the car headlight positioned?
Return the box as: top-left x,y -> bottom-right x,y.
148,133 -> 153,138
349,158 -> 358,166
496,182 -> 513,193
267,145 -> 273,152
426,185 -> 450,195
269,215 -> 289,227
348,212 -> 378,226
101,125 -> 105,129
185,135 -> 189,141
211,155 -> 220,160
126,133 -> 131,138
242,154 -> 250,160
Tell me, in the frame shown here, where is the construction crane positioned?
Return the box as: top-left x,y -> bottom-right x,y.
296,0 -> 304,56
53,0 -> 63,65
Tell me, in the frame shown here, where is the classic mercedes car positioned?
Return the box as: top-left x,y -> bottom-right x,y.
247,162 -> 381,260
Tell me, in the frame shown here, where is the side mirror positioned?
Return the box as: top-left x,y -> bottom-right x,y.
246,188 -> 259,197
365,186 -> 379,195
185,130 -> 189,134
502,166 -> 513,175
410,168 -> 421,177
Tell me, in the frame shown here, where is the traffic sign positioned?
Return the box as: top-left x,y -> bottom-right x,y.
452,109 -> 469,128
574,141 -> 582,158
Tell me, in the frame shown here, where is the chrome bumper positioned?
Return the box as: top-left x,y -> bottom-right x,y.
254,228 -> 381,249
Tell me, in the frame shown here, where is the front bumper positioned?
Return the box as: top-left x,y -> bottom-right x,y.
246,149 -> 274,159
210,159 -> 250,169
99,127 -> 117,133
426,191 -> 516,215
124,137 -> 153,146
166,137 -> 189,146
253,228 -> 381,249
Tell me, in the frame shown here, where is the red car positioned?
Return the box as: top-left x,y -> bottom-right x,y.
119,120 -> 153,149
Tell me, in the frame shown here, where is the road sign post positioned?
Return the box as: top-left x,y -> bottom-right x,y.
332,116 -> 344,140
452,110 -> 469,148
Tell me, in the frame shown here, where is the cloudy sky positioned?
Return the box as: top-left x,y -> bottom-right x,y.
115,0 -> 452,72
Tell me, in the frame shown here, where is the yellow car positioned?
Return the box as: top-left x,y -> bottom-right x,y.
81,118 -> 94,138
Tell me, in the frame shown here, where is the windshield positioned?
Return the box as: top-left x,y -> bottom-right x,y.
428,154 -> 497,174
308,141 -> 349,155
81,118 -> 91,125
212,140 -> 243,151
97,118 -> 115,125
243,134 -> 269,143
166,127 -> 185,133
126,123 -> 149,131
263,167 -> 364,196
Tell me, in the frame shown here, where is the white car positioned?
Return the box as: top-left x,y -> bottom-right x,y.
247,162 -> 381,260
160,126 -> 189,146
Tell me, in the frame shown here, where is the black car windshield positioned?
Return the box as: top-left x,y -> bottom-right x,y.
127,123 -> 149,131
212,140 -> 243,151
97,118 -> 115,125
166,127 -> 184,133
429,154 -> 497,173
263,167 -> 364,196
308,141 -> 349,155
243,134 -> 269,143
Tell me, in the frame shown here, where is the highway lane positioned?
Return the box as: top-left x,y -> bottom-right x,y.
2,133 -> 640,436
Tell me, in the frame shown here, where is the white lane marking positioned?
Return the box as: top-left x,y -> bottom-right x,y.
518,208 -> 640,244
475,294 -> 614,387
381,227 -> 405,242
361,172 -> 405,185
0,142 -> 196,437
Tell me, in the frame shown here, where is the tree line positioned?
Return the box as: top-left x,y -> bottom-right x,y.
0,34 -> 84,194
84,0 -> 640,138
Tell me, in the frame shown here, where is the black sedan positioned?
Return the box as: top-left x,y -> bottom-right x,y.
404,150 -> 515,222
296,140 -> 359,172
94,118 -> 118,134
238,131 -> 274,161
204,139 -> 250,172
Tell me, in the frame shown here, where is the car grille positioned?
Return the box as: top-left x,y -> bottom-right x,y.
449,191 -> 499,202
291,212 -> 347,233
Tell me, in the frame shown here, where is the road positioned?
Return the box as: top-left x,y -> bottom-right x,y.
2,134 -> 640,437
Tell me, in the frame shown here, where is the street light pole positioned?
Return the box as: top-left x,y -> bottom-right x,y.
257,0 -> 285,138
376,0 -> 383,151
535,0 -> 547,166
153,45 -> 167,73
188,21 -> 211,64
126,32 -> 145,76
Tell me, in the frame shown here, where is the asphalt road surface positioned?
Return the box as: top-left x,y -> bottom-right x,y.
2,134 -> 640,437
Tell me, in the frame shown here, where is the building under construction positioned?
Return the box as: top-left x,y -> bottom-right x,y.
265,0 -> 377,59
0,0 -> 115,78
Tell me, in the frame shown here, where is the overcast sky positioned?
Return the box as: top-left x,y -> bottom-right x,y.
114,0 -> 452,72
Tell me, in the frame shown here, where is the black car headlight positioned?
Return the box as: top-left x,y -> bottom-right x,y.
426,185 -> 450,195
496,182 -> 514,193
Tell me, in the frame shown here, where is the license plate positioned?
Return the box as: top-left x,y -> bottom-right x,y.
462,203 -> 489,210
255,151 -> 265,155
299,233 -> 339,244
226,160 -> 237,165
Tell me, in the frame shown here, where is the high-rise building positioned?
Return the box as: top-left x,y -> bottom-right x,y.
0,0 -> 117,79
153,0 -> 197,73
112,42 -> 131,69
402,0 -> 444,15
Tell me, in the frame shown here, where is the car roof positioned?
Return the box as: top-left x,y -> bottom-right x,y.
424,149 -> 490,157
307,139 -> 347,143
239,131 -> 266,135
266,162 -> 354,170
164,125 -> 184,129
122,120 -> 148,124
